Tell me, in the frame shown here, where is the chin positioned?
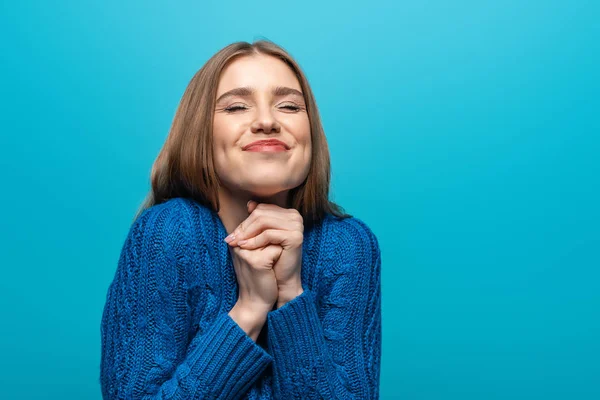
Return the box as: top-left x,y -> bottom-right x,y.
241,178 -> 302,197
243,183 -> 287,198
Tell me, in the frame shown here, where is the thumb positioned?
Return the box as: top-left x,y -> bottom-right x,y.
247,200 -> 258,213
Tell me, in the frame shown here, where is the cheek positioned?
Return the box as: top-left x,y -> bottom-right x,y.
302,125 -> 312,155
211,122 -> 235,172
212,117 -> 230,142
291,116 -> 311,144
212,118 -> 241,151
294,119 -> 312,169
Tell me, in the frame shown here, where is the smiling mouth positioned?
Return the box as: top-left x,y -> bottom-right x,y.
243,144 -> 289,152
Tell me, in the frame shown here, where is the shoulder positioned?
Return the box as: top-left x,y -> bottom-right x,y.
323,213 -> 381,265
128,197 -> 203,254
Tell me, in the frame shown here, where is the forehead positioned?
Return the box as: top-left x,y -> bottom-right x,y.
216,54 -> 301,95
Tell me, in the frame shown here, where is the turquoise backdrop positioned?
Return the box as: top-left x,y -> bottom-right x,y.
1,1 -> 598,399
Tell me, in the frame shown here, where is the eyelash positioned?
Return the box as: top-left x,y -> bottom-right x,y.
224,104 -> 301,113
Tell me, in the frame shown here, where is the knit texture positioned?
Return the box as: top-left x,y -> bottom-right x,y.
100,197 -> 382,399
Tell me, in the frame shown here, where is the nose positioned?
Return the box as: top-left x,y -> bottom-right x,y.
250,106 -> 281,134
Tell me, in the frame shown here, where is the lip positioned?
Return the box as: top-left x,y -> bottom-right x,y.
242,139 -> 290,151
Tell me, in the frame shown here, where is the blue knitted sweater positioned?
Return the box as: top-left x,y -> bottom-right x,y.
100,197 -> 381,399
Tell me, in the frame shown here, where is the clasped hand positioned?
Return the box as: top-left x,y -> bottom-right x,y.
225,200 -> 304,308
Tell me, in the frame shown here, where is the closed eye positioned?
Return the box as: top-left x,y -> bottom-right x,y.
224,105 -> 248,113
281,105 -> 301,111
223,104 -> 302,113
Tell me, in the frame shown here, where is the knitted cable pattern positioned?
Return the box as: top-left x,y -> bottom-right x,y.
100,197 -> 381,399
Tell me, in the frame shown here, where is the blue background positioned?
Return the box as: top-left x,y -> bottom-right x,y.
1,1 -> 598,399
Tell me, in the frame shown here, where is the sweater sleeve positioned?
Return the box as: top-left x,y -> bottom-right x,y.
266,218 -> 382,399
100,204 -> 273,400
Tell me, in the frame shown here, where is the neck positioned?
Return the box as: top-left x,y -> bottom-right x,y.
216,185 -> 290,235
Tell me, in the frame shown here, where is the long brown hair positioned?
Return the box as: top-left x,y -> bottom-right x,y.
134,39 -> 351,229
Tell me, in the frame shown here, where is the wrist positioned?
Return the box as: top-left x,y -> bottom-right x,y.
232,301 -> 270,321
229,302 -> 269,341
276,286 -> 304,308
277,277 -> 303,294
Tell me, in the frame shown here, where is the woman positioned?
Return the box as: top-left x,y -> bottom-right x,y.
100,40 -> 382,399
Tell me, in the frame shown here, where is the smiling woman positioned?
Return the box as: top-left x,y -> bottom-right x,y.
133,40 -> 348,230
100,40 -> 382,400
211,53 -> 313,228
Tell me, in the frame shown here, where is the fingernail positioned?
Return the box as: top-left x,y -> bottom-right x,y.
224,233 -> 235,243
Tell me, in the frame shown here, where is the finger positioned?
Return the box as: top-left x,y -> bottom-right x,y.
230,214 -> 296,246
247,200 -> 259,214
235,206 -> 302,238
228,203 -> 303,246
247,202 -> 302,223
231,215 -> 302,246
238,229 -> 303,250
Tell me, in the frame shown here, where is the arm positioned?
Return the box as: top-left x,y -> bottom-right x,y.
100,205 -> 273,400
266,218 -> 382,399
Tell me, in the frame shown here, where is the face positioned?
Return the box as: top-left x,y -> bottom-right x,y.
212,54 -> 312,201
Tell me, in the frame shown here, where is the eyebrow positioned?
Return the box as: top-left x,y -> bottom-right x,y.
215,86 -> 304,104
